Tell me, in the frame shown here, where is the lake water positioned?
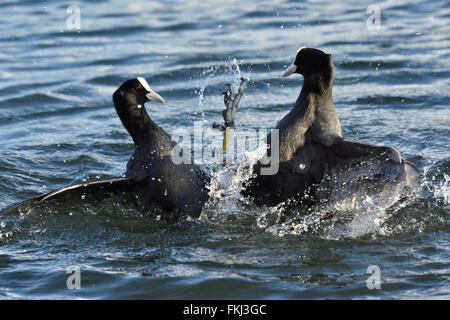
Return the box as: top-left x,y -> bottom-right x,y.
0,0 -> 449,299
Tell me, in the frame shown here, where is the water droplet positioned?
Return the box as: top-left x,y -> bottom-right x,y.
137,104 -> 142,109
81,194 -> 85,200
299,163 -> 306,169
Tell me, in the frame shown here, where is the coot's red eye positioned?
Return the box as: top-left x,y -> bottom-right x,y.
135,86 -> 140,91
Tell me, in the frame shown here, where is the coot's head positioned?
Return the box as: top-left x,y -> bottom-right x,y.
282,47 -> 333,78
112,77 -> 165,142
113,77 -> 164,107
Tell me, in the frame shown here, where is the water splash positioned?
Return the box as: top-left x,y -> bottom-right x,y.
196,65 -> 217,118
423,165 -> 449,206
436,173 -> 450,205
200,142 -> 267,221
194,57 -> 245,118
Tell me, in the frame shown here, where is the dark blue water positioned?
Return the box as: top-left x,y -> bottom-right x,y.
0,0 -> 449,299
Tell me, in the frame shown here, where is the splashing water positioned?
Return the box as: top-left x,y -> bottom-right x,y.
437,174 -> 450,206
423,165 -> 450,206
196,65 -> 217,116
201,138 -> 268,221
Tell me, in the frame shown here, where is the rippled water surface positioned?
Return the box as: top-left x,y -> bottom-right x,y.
0,0 -> 449,299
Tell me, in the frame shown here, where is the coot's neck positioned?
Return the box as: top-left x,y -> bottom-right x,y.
294,67 -> 334,111
113,94 -> 172,155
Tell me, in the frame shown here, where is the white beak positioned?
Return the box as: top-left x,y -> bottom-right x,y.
282,64 -> 297,77
145,91 -> 165,103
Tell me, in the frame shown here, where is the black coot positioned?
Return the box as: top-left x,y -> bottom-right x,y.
243,48 -> 419,206
1,78 -> 209,218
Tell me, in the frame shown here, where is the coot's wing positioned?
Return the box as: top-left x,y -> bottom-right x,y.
0,176 -> 137,216
327,137 -> 420,186
330,137 -> 403,163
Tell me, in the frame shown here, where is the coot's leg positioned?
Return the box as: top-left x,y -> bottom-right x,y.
211,78 -> 248,163
213,78 -> 248,131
